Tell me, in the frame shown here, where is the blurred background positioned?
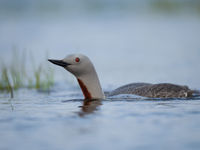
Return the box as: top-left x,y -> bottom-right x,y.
1,1 -> 200,150
0,0 -> 200,90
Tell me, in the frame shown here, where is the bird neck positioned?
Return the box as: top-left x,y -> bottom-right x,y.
77,72 -> 105,100
77,79 -> 92,99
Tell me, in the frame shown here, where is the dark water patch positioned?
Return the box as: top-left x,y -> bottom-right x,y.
187,110 -> 200,115
62,99 -> 84,102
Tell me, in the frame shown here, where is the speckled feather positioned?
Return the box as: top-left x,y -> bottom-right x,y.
109,83 -> 194,98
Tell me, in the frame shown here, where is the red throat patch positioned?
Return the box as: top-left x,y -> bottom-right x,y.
77,79 -> 92,99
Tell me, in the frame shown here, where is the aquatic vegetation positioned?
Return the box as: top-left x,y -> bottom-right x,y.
32,63 -> 54,91
0,67 -> 14,98
0,51 -> 55,98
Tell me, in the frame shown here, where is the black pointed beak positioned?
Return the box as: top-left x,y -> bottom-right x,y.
48,59 -> 70,67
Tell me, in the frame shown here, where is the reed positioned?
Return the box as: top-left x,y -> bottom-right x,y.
0,67 -> 14,98
0,51 -> 55,98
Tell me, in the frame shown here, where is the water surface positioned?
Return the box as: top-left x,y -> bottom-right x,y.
0,85 -> 200,150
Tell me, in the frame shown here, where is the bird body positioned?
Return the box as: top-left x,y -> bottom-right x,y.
109,83 -> 193,98
49,54 -> 194,99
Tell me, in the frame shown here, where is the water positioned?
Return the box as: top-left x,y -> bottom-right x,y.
0,86 -> 200,150
1,2 -> 200,149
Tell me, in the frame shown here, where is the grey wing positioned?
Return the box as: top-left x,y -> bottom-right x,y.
131,83 -> 193,98
108,83 -> 152,96
108,83 -> 194,98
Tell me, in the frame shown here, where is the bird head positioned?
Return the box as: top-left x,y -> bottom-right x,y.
48,54 -> 94,77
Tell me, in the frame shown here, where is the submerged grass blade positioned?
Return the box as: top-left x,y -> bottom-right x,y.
0,67 -> 14,98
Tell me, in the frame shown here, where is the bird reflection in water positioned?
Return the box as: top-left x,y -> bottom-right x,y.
78,99 -> 102,117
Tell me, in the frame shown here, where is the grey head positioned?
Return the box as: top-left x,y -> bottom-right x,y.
48,54 -> 96,78
48,54 -> 105,99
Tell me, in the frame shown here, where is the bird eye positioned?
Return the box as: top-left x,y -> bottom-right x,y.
75,57 -> 80,62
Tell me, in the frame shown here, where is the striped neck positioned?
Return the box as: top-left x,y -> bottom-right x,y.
77,76 -> 105,99
77,79 -> 92,99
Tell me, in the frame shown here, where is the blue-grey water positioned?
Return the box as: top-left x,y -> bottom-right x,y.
1,2 -> 200,149
1,86 -> 200,150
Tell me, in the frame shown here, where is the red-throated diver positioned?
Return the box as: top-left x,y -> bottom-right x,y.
48,54 -> 194,99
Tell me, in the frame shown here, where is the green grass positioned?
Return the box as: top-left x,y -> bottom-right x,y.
0,51 -> 55,98
0,67 -> 14,98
